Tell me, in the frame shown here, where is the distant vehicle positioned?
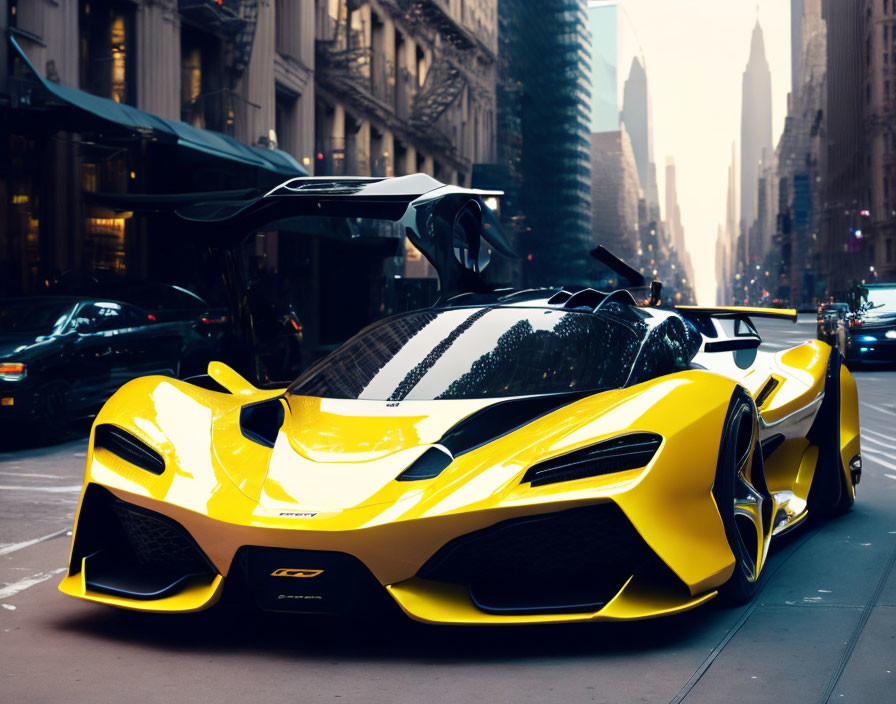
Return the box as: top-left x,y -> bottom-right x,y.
845,284 -> 896,364
817,302 -> 850,354
0,296 -> 217,427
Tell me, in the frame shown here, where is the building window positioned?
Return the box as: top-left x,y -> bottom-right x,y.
79,1 -> 135,105
275,89 -> 297,156
275,0 -> 299,59
180,29 -> 225,132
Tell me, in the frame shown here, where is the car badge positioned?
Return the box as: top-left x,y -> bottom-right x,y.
278,511 -> 318,518
270,568 -> 324,578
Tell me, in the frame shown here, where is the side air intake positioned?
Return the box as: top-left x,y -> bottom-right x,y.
94,424 -> 165,475
522,433 -> 662,487
239,398 -> 286,448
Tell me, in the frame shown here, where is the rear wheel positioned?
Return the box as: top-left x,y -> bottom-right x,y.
807,348 -> 854,518
713,389 -> 768,604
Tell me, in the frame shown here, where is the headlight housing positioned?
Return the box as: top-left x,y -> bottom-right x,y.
522,433 -> 662,487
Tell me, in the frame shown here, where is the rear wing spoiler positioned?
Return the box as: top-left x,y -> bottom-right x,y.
676,306 -> 798,323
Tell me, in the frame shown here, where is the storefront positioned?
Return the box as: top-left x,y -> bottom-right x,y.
1,37 -> 307,301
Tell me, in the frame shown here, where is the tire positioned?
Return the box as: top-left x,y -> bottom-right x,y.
807,347 -> 854,518
713,389 -> 767,605
35,380 -> 72,434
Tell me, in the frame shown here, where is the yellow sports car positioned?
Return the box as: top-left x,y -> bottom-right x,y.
59,176 -> 861,624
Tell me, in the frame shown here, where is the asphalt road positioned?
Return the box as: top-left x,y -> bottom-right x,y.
2,315 -> 895,704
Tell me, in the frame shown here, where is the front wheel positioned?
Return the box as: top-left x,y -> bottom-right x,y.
713,389 -> 769,604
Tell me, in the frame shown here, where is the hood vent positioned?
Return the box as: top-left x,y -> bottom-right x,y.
396,446 -> 454,481
439,392 -> 590,457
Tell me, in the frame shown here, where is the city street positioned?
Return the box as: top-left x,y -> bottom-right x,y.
1,315 -> 895,704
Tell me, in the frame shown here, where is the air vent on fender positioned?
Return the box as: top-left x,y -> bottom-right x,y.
396,446 -> 454,481
94,424 -> 165,475
438,392 -> 591,457
239,397 -> 286,448
521,433 -> 662,487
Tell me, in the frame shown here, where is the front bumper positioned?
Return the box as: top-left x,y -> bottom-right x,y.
59,482 -> 718,625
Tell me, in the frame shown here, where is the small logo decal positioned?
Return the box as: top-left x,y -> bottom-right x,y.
278,594 -> 323,600
271,568 -> 324,578
279,511 -> 318,518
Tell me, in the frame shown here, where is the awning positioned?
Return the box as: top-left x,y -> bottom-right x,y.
10,36 -> 307,178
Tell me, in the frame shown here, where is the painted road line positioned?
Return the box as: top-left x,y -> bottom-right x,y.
862,427 -> 896,442
0,485 -> 81,493
0,529 -> 71,557
0,472 -> 64,479
0,568 -> 66,601
861,446 -> 895,460
861,435 -> 896,451
886,474 -> 896,480
864,454 -> 896,471
860,401 -> 896,417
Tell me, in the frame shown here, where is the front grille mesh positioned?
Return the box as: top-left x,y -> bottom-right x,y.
419,503 -> 654,613
111,500 -> 210,574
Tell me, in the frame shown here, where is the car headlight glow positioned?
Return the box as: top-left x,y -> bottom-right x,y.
0,362 -> 27,381
886,330 -> 896,339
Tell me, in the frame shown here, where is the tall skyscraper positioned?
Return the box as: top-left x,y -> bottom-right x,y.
621,56 -> 651,195
791,0 -> 805,95
496,0 -> 593,286
717,143 -> 737,305
588,1 -> 619,133
740,21 -> 773,262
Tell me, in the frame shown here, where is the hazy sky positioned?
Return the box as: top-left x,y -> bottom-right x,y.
616,0 -> 791,304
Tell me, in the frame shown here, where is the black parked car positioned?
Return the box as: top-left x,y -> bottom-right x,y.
108,283 -> 228,328
817,301 -> 850,354
0,296 -> 217,427
846,283 -> 896,364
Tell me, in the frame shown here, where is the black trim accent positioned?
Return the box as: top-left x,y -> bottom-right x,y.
239,397 -> 285,448
521,434 -> 662,487
760,433 -> 785,461
94,424 -> 165,475
590,245 -> 646,288
755,377 -> 780,407
438,392 -> 592,457
396,446 -> 454,481
704,339 -> 761,353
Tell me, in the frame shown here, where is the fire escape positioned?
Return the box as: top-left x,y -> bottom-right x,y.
177,0 -> 260,137
315,0 -> 494,175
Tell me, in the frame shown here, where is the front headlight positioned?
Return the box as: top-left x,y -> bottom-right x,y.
886,330 -> 896,340
0,362 -> 26,381
522,433 -> 662,487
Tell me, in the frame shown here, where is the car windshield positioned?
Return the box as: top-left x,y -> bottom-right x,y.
866,287 -> 896,312
0,300 -> 74,334
289,307 -> 642,401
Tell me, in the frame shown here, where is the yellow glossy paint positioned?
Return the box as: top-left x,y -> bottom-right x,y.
839,364 -> 861,499
58,339 -> 859,625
